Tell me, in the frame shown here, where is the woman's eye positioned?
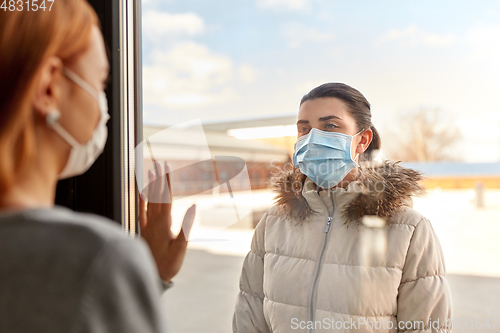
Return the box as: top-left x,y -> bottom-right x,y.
325,123 -> 338,130
300,127 -> 310,134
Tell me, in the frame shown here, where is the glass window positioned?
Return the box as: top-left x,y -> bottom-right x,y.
139,1 -> 500,332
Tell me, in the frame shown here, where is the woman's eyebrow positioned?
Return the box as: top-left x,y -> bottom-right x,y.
319,115 -> 342,122
297,119 -> 310,125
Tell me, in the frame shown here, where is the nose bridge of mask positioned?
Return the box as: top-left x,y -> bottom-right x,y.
297,128 -> 351,150
315,129 -> 352,149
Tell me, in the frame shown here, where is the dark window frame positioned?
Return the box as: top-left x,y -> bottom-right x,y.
55,0 -> 143,236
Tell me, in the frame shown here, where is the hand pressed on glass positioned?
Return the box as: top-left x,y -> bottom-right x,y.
139,161 -> 196,283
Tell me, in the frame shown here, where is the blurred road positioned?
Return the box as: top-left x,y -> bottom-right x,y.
161,189 -> 500,332
161,249 -> 243,333
161,248 -> 500,333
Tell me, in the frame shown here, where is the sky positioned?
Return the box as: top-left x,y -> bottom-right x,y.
141,0 -> 500,162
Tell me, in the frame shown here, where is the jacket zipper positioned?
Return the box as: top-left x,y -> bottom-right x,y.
307,195 -> 335,333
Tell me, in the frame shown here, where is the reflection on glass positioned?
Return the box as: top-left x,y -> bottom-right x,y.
141,1 -> 500,332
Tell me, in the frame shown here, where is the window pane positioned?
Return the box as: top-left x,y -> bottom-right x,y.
140,1 -> 500,332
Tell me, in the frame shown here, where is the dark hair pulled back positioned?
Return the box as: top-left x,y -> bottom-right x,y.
300,82 -> 381,161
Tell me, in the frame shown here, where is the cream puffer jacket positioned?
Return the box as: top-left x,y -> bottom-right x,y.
233,161 -> 452,333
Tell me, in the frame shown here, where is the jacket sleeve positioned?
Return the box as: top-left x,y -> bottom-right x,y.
233,211 -> 270,333
397,217 -> 453,333
72,238 -> 168,333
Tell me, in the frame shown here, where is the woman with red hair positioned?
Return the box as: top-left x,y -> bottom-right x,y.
0,1 -> 193,331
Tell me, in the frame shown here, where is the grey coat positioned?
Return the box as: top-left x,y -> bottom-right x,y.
0,206 -> 169,333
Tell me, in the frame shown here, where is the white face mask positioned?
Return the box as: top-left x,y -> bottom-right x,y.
46,67 -> 110,179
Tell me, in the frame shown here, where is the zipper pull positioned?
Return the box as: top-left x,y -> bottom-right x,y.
324,216 -> 332,233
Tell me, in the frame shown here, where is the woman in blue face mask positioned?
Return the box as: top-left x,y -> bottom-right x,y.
233,83 -> 453,333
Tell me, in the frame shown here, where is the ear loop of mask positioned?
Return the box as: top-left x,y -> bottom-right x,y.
62,67 -> 100,100
63,66 -> 109,122
45,67 -> 103,147
351,128 -> 366,164
45,109 -> 81,148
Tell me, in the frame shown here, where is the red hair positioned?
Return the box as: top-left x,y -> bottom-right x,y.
0,0 -> 99,195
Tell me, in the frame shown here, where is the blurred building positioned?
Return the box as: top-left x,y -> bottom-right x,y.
202,114 -> 298,156
144,117 -> 500,196
142,125 -> 290,196
402,162 -> 500,189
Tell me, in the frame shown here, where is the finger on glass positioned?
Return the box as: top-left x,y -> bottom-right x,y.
162,161 -> 172,205
179,204 -> 196,241
139,194 -> 147,228
147,170 -> 155,205
152,161 -> 164,204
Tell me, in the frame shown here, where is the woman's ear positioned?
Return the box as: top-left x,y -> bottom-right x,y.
356,128 -> 373,154
32,56 -> 64,119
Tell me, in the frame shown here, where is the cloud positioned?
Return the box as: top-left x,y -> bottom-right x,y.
156,42 -> 233,80
281,22 -> 334,48
255,0 -> 311,12
465,25 -> 500,60
373,24 -> 456,48
142,11 -> 205,38
238,65 -> 260,83
144,42 -> 255,108
144,42 -> 235,107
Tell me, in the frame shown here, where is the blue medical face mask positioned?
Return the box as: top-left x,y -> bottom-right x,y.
292,128 -> 363,189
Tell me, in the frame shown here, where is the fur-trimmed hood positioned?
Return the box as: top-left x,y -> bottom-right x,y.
271,160 -> 426,225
